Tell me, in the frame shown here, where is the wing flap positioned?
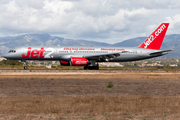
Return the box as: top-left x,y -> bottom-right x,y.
84,52 -> 121,60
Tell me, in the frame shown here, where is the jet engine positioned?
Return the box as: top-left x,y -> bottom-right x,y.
60,61 -> 70,66
71,57 -> 88,66
60,57 -> 88,66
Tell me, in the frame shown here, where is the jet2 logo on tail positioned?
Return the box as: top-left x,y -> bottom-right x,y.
144,35 -> 155,48
22,47 -> 45,58
144,24 -> 166,48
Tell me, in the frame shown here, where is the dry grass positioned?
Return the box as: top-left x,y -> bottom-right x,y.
0,95 -> 180,120
0,73 -> 180,119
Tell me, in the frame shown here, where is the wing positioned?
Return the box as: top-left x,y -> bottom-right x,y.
83,52 -> 121,61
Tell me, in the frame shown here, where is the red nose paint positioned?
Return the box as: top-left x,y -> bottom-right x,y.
22,47 -> 45,58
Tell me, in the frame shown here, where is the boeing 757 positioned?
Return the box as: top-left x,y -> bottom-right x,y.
4,23 -> 173,70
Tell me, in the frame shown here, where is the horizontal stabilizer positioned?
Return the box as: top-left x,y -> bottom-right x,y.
150,50 -> 174,56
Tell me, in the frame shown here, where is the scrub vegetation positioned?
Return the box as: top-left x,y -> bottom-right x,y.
0,59 -> 22,66
0,73 -> 180,119
1,59 -> 180,71
106,82 -> 114,88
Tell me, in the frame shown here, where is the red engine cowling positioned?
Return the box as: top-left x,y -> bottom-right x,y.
60,61 -> 70,66
71,57 -> 88,66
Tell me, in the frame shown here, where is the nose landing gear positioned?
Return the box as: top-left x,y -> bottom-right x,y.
24,66 -> 27,70
21,60 -> 27,70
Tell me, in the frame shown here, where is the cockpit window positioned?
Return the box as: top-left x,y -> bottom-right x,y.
8,50 -> 16,53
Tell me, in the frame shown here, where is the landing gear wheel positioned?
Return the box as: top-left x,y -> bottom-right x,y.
22,60 -> 27,70
24,66 -> 27,70
96,63 -> 99,70
84,62 -> 99,70
84,66 -> 88,70
95,66 -> 99,70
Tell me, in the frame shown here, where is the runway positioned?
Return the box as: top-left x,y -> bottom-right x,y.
0,69 -> 180,75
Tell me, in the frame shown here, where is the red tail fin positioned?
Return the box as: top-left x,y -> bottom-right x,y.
137,23 -> 169,50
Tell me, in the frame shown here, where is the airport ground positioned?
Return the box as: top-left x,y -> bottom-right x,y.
0,70 -> 180,120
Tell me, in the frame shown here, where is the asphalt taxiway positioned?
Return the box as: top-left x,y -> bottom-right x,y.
0,69 -> 180,75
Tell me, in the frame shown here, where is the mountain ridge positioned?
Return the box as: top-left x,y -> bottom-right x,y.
0,33 -> 179,57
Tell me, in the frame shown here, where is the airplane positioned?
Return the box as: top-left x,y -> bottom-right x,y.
4,23 -> 173,70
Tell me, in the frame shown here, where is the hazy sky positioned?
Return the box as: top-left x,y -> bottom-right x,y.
0,0 -> 180,43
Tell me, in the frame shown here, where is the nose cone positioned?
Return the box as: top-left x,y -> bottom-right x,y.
4,54 -> 10,59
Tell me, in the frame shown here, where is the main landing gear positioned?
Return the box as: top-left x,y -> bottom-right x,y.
84,63 -> 99,70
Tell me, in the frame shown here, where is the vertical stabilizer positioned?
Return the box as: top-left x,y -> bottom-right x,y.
138,23 -> 169,50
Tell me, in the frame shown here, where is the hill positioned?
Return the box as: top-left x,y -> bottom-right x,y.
0,34 -> 179,57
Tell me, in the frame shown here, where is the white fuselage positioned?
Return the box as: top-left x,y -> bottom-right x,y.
4,46 -> 167,62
